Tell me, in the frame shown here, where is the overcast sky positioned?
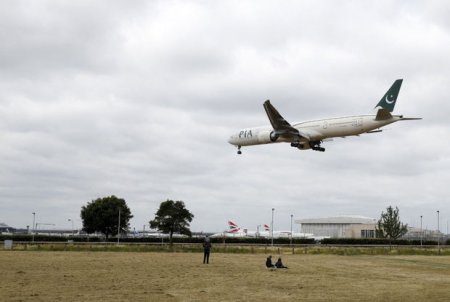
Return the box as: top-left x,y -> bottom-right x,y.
1,1 -> 449,234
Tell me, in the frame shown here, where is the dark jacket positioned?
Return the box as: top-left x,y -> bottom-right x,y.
203,241 -> 211,252
266,257 -> 274,268
275,259 -> 287,268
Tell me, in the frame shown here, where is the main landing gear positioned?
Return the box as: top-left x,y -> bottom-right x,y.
237,145 -> 242,155
310,141 -> 325,152
290,141 -> 325,152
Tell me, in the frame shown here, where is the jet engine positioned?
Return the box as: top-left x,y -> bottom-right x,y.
257,130 -> 279,143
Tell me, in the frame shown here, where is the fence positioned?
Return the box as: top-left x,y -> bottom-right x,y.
3,240 -> 450,255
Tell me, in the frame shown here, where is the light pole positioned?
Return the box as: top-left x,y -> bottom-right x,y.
68,219 -> 74,237
437,210 -> 440,250
271,208 -> 274,247
290,214 -> 293,246
447,219 -> 449,245
32,212 -> 36,243
117,208 -> 121,245
420,215 -> 423,247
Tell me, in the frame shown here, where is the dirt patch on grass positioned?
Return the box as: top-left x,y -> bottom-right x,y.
1,251 -> 449,301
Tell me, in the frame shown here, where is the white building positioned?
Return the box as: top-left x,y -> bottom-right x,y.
296,216 -> 377,239
402,227 -> 445,241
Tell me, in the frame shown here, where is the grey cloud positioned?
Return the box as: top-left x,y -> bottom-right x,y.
1,1 -> 449,232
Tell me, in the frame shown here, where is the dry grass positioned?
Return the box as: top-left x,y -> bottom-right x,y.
1,251 -> 450,301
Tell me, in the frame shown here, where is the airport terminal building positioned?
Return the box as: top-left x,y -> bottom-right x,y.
296,216 -> 377,238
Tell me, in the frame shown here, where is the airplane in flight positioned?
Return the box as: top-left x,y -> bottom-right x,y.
228,79 -> 421,154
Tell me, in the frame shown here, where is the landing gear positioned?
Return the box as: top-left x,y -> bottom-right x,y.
291,142 -> 301,148
291,141 -> 325,152
310,141 -> 325,152
237,146 -> 242,155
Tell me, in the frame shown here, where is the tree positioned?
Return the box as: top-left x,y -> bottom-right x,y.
81,195 -> 133,239
149,199 -> 194,244
376,206 -> 408,243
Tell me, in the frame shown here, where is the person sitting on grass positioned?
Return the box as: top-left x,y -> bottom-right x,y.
275,257 -> 288,269
266,255 -> 275,268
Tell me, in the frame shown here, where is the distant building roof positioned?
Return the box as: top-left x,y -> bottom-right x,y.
296,216 -> 376,224
0,222 -> 15,232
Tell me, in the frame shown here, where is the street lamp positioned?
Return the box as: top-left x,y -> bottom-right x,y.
68,219 -> 74,237
290,214 -> 293,246
32,212 -> 36,243
437,210 -> 440,250
117,208 -> 121,245
271,208 -> 275,247
420,215 -> 423,247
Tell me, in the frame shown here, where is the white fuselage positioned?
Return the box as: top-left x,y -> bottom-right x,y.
228,114 -> 401,148
265,230 -> 315,239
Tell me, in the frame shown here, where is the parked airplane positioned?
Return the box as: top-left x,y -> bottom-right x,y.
210,220 -> 257,238
228,79 -> 421,154
212,221 -> 316,239
262,224 -> 314,239
248,224 -> 270,238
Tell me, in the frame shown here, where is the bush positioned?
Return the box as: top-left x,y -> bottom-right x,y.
0,234 -> 104,242
320,238 -> 438,245
0,234 -> 315,245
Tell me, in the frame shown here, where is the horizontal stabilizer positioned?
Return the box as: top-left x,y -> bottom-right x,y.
400,117 -> 422,121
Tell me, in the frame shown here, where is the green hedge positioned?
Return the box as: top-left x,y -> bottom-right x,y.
0,234 -> 103,242
321,238 -> 439,245
3,235 -> 445,245
0,234 -> 314,245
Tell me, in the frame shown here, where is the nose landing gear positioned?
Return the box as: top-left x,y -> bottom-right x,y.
237,145 -> 242,155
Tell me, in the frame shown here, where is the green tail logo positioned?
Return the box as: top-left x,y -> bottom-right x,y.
375,79 -> 403,112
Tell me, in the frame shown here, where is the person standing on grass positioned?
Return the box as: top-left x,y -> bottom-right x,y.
203,236 -> 212,264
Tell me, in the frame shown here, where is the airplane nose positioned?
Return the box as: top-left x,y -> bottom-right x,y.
228,136 -> 236,145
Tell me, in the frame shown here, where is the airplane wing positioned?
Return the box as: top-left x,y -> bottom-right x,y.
263,100 -> 303,139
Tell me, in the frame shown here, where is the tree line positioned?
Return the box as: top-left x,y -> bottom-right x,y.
81,196 -> 193,244
80,196 -> 409,244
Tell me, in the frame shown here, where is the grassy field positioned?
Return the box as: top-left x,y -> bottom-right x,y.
1,251 -> 450,302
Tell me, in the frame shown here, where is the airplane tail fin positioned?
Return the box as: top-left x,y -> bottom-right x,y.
374,79 -> 403,113
227,228 -> 240,234
228,220 -> 239,230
